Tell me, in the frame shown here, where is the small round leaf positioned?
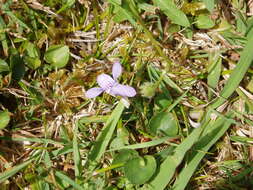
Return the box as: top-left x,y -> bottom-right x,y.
0,110 -> 10,129
195,14 -> 215,29
113,149 -> 139,165
24,56 -> 41,70
0,59 -> 10,73
44,45 -> 70,68
148,112 -> 178,136
124,155 -> 157,185
154,93 -> 172,109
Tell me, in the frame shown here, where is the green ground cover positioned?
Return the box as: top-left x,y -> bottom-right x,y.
1,0 -> 253,189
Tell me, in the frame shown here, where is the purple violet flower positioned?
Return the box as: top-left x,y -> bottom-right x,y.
86,62 -> 136,98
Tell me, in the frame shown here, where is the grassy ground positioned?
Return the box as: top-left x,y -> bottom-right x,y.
1,0 -> 253,189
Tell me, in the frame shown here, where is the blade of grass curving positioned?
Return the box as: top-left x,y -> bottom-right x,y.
107,136 -> 173,152
0,157 -> 35,183
148,123 -> 206,190
51,145 -> 73,158
172,112 -> 234,190
88,100 -> 125,162
152,0 -> 190,27
211,30 -> 253,109
54,171 -> 84,190
162,90 -> 189,113
148,64 -> 183,94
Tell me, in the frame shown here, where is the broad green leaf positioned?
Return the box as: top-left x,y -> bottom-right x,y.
211,28 -> 253,109
44,45 -> 70,68
88,100 -> 125,162
148,112 -> 178,136
149,125 -> 203,190
137,0 -> 156,13
153,0 -> 190,27
0,59 -> 9,73
124,155 -> 157,184
108,0 -> 121,5
203,0 -> 215,12
112,149 -> 139,165
111,0 -> 137,26
172,113 -> 234,190
10,53 -> 25,81
24,56 -> 41,70
25,42 -> 40,58
23,42 -> 41,69
154,93 -> 172,109
195,14 -> 215,29
0,110 -> 10,129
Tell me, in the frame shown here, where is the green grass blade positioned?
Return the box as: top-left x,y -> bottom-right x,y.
79,115 -> 109,124
0,136 -> 64,145
148,64 -> 183,94
152,0 -> 190,27
149,125 -> 204,190
107,136 -> 172,152
0,158 -> 35,183
54,171 -> 84,190
211,29 -> 253,109
172,113 -> 234,190
73,122 -> 82,178
2,3 -> 30,30
109,0 -> 137,26
0,15 -> 8,57
88,100 -> 125,162
208,55 -> 221,99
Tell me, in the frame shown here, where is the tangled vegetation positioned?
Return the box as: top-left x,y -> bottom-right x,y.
1,0 -> 253,189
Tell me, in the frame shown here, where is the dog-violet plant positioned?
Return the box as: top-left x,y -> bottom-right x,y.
86,62 -> 136,98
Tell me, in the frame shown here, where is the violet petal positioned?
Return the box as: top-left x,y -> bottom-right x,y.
86,87 -> 104,98
112,62 -> 122,80
110,84 -> 136,97
97,74 -> 115,90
